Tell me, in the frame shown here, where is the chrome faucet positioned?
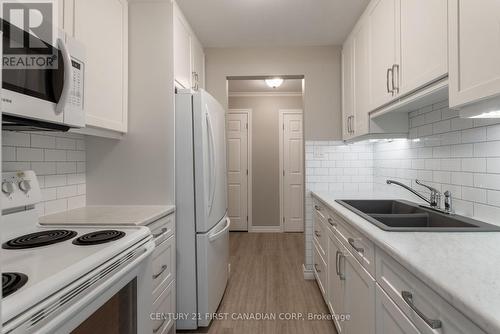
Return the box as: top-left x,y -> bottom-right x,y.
386,179 -> 441,209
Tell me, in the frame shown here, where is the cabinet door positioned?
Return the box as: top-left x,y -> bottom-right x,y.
174,12 -> 192,89
342,38 -> 355,140
74,0 -> 128,132
343,253 -> 376,334
376,285 -> 421,334
57,0 -> 74,36
449,0 -> 500,108
352,17 -> 370,137
327,234 -> 345,333
191,37 -> 205,90
368,0 -> 398,110
399,0 -> 447,96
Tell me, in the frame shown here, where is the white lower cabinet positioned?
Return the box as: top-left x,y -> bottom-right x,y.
376,285 -> 421,334
327,233 -> 345,332
343,253 -> 376,334
325,222 -> 375,334
149,213 -> 176,334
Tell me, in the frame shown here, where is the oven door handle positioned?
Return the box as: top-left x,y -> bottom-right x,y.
56,37 -> 73,115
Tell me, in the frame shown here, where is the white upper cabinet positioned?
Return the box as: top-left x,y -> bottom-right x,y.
174,3 -> 205,91
174,11 -> 192,89
399,0 -> 448,96
70,0 -> 128,133
352,17 -> 371,137
191,37 -> 205,90
342,38 -> 355,140
449,0 -> 500,108
368,0 -> 398,110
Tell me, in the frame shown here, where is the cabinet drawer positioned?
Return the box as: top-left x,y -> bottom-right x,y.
376,284 -> 421,334
313,242 -> 327,297
149,214 -> 175,245
328,209 -> 375,277
152,236 -> 175,301
376,249 -> 487,334
313,210 -> 327,257
152,280 -> 175,334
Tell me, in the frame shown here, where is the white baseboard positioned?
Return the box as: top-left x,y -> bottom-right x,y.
303,264 -> 315,280
249,226 -> 282,233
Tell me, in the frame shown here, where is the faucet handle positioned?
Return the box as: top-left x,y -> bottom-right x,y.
415,179 -> 439,193
444,191 -> 453,213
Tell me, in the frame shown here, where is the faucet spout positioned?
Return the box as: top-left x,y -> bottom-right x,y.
386,180 -> 432,205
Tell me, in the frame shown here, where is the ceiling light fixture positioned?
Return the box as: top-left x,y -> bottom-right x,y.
265,78 -> 284,89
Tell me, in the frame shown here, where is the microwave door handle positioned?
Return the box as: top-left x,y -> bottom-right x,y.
56,37 -> 73,114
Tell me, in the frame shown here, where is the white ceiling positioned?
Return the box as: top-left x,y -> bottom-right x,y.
177,0 -> 370,47
228,79 -> 303,93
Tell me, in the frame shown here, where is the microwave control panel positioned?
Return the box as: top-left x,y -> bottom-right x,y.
70,59 -> 84,108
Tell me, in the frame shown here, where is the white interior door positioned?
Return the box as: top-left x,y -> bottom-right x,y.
281,111 -> 304,232
226,112 -> 249,231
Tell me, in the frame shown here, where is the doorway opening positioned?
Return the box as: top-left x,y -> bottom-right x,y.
226,76 -> 305,233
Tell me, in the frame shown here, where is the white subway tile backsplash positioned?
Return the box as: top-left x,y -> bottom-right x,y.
3,132 -> 86,216
31,134 -> 56,149
3,132 -> 30,147
55,137 -> 76,150
45,149 -> 67,161
17,148 -> 43,161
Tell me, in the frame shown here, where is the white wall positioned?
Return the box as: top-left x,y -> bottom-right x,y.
205,46 -> 343,140
2,131 -> 86,216
85,1 -> 175,206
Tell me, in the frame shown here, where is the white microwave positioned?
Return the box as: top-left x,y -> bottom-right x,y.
1,19 -> 85,131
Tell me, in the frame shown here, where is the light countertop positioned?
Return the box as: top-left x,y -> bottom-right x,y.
40,205 -> 175,227
312,190 -> 500,334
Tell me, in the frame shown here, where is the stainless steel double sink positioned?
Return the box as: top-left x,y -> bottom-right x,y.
335,199 -> 500,232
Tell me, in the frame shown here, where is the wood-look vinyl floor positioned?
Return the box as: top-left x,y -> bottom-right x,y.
178,232 -> 337,334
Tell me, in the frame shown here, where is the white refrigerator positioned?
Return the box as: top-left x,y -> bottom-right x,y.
175,89 -> 230,329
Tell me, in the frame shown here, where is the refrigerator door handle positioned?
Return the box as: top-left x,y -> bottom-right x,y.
206,110 -> 217,214
208,217 -> 230,242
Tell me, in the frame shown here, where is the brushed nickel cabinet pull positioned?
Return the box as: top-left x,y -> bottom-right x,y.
348,238 -> 364,253
314,264 -> 321,273
328,218 -> 337,227
387,67 -> 393,94
152,265 -> 168,279
402,291 -> 442,329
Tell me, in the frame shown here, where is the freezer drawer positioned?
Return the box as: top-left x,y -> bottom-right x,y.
196,216 -> 230,327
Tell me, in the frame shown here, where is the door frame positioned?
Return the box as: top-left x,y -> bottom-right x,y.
279,109 -> 305,232
227,109 -> 253,231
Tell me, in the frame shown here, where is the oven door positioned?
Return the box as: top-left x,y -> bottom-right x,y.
5,240 -> 155,334
1,19 -> 84,128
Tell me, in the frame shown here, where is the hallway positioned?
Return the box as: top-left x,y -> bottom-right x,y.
184,233 -> 337,334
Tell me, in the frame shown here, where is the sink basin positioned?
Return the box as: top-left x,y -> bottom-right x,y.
339,199 -> 424,214
336,199 -> 500,232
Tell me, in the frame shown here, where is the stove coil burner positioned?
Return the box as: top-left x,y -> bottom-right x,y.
2,230 -> 78,249
72,230 -> 126,246
2,272 -> 28,297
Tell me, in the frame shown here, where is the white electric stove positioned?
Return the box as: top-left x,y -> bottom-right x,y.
1,171 -> 155,334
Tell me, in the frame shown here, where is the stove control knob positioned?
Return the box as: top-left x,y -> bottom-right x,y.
18,180 -> 31,193
2,181 -> 14,195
